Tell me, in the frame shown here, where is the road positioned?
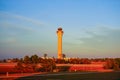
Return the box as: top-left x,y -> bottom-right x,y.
16,71 -> 120,80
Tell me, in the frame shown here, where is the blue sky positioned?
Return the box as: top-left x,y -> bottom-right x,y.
0,0 -> 120,59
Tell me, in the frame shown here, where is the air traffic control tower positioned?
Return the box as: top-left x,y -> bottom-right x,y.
56,27 -> 64,59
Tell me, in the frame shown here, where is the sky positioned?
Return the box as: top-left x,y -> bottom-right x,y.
0,0 -> 120,59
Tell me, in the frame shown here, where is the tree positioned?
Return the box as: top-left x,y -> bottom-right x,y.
44,54 -> 47,59
38,57 -> 43,63
56,59 -> 65,64
41,59 -> 56,72
19,58 -> 24,63
113,59 -> 120,71
31,54 -> 39,63
62,54 -> 66,59
24,55 -> 30,64
12,58 -> 19,62
115,58 -> 120,68
29,54 -> 39,72
15,61 -> 24,73
105,58 -> 114,69
113,63 -> 119,71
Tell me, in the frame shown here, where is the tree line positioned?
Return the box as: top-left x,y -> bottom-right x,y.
0,54 -> 120,73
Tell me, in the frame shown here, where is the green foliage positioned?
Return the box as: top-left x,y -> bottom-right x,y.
57,66 -> 70,72
23,55 -> 31,64
62,54 -> 66,59
115,58 -> 120,68
105,59 -> 114,69
113,58 -> 120,70
9,54 -> 120,73
44,54 -> 47,59
30,54 -> 39,63
41,59 -> 56,72
15,61 -> 24,73
104,58 -> 120,70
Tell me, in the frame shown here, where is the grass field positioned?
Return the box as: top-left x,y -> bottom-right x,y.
14,71 -> 120,80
